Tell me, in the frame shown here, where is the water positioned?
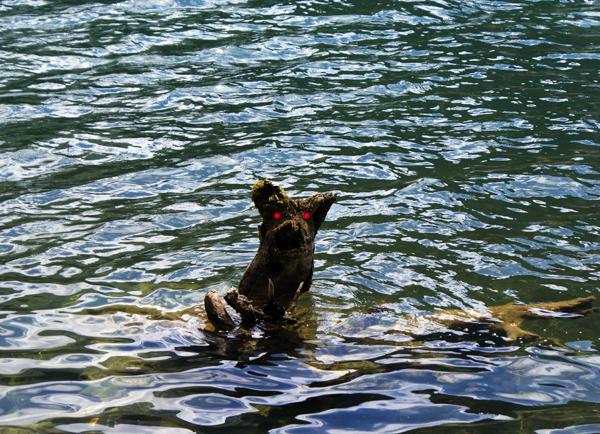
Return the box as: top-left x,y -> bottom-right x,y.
1,0 -> 600,432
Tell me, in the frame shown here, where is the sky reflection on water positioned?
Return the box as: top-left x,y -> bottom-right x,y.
1,0 -> 600,432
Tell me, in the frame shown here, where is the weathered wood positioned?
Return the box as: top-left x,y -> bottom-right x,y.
205,180 -> 336,329
203,181 -> 596,340
488,296 -> 597,340
438,296 -> 597,341
204,290 -> 235,330
224,288 -> 264,324
238,180 -> 336,309
287,282 -> 304,314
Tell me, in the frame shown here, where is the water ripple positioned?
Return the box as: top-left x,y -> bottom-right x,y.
1,0 -> 600,432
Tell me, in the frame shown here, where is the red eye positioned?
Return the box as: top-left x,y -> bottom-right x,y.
303,212 -> 310,220
273,212 -> 281,220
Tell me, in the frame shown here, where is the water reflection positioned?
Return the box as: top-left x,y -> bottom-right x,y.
1,0 -> 600,432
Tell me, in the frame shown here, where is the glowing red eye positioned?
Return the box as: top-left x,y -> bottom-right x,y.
273,212 -> 281,220
303,212 -> 310,220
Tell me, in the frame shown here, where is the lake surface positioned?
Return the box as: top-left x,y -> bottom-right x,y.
1,0 -> 600,432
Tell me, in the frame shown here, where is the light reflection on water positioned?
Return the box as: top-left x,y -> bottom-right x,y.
1,0 -> 600,432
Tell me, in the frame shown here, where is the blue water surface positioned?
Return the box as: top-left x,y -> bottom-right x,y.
1,0 -> 600,432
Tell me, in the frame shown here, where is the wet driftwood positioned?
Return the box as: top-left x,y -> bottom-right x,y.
204,181 -> 596,340
485,296 -> 596,340
204,289 -> 235,330
205,180 -> 336,328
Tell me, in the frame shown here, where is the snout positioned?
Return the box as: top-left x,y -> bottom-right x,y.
273,220 -> 307,251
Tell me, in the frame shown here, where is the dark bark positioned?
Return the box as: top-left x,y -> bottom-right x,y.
204,180 -> 336,329
204,289 -> 235,330
238,180 -> 336,308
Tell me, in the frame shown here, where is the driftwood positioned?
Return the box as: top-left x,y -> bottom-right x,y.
205,180 -> 336,328
204,289 -> 235,329
483,296 -> 596,340
205,180 -> 596,341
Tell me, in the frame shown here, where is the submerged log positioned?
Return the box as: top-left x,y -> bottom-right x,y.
487,296 -> 597,340
434,296 -> 597,341
204,181 -> 596,341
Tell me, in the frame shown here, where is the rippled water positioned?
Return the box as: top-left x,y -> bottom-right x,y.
1,0 -> 600,432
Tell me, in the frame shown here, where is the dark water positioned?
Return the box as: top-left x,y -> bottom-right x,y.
1,0 -> 600,432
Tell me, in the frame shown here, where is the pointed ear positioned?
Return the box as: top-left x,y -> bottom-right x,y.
305,192 -> 337,232
251,180 -> 286,210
